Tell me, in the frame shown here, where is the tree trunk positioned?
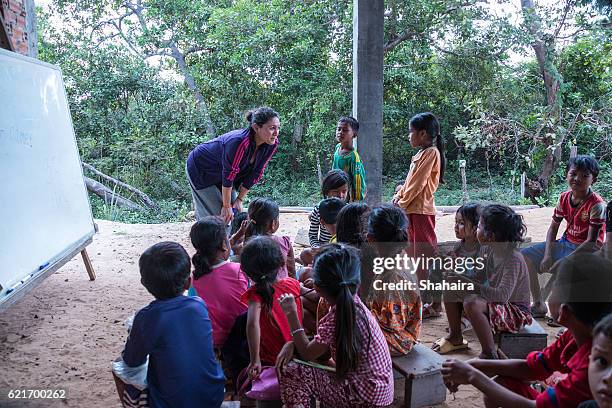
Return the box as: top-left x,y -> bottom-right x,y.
169,42 -> 216,138
84,177 -> 144,211
521,0 -> 564,202
82,162 -> 159,211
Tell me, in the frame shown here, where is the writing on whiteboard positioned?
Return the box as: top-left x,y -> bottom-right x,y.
0,127 -> 33,148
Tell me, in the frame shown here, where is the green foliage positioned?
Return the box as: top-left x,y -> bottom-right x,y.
36,0 -> 611,223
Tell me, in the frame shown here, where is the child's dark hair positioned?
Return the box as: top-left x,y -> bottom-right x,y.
313,244 -> 369,379
555,254 -> 612,328
321,169 -> 350,198
338,116 -> 359,134
566,154 -> 600,180
190,217 -> 227,280
246,106 -> 279,139
480,204 -> 525,247
336,203 -> 370,247
367,204 -> 409,257
319,197 -> 346,225
240,236 -> 284,310
457,202 -> 482,231
139,241 -> 191,300
593,313 -> 612,339
230,211 -> 248,236
409,112 -> 445,183
245,198 -> 279,239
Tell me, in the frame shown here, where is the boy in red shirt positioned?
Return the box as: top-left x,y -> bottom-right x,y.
523,155 -> 606,317
441,253 -> 612,408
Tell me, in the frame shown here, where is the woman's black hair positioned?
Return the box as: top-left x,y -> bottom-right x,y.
246,107 -> 279,138
190,217 -> 228,280
245,198 -> 280,239
409,112 -> 446,183
367,204 -> 409,257
338,116 -> 359,134
457,202 -> 482,231
240,236 -> 284,310
313,244 -> 370,379
321,169 -> 350,198
480,204 -> 525,248
337,203 -> 370,247
566,155 -> 600,180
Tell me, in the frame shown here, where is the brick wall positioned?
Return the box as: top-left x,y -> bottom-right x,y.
1,0 -> 29,56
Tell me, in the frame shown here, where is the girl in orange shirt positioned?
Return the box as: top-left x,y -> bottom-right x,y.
393,112 -> 446,317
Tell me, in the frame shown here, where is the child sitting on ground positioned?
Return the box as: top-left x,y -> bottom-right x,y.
299,197 -> 347,267
523,155 -> 606,318
190,216 -> 248,348
122,242 -> 225,407
432,202 -> 484,354
275,244 -> 394,407
442,253 -> 612,408
308,170 -> 350,248
245,197 -> 296,279
442,204 -> 532,359
579,312 -> 612,408
332,116 -> 367,202
365,204 -> 422,356
240,236 -> 303,380
229,211 -> 249,259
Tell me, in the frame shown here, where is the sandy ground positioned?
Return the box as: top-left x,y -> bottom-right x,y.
0,207 -> 562,408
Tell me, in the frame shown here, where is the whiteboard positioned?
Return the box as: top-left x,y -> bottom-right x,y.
0,48 -> 95,307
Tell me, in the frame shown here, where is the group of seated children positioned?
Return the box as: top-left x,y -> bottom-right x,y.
119,148 -> 611,407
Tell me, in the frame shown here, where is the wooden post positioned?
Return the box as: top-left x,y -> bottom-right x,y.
570,145 -> 577,159
459,160 -> 468,204
316,153 -> 323,186
353,0 -> 384,204
521,172 -> 526,198
80,249 -> 96,280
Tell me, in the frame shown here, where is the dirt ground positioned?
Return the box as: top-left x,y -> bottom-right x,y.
0,207 -> 562,408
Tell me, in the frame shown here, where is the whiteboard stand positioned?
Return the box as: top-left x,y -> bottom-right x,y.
81,248 -> 96,281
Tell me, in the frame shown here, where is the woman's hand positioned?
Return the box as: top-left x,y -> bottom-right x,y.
275,341 -> 295,377
441,358 -> 477,386
220,206 -> 234,224
247,359 -> 262,380
233,198 -> 243,213
278,293 -> 298,317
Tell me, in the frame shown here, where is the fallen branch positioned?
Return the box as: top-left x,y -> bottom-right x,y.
82,162 -> 159,211
83,177 -> 144,211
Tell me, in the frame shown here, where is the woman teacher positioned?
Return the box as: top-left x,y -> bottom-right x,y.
186,107 -> 280,223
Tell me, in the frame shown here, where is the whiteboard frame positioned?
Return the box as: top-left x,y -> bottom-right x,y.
0,48 -> 97,310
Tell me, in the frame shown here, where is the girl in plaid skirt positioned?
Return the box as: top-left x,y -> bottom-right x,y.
276,244 -> 394,407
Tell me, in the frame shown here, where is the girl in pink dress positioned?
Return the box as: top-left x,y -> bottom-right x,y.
244,197 -> 296,279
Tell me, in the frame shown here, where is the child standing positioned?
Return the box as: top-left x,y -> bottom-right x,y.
393,112 -> 445,316
122,242 -> 225,407
245,197 -> 296,279
441,254 -> 612,408
332,116 -> 367,202
308,170 -> 350,248
523,155 -> 606,317
444,204 -> 532,359
365,204 -> 422,356
433,203 -> 484,354
276,244 -> 394,407
190,216 -> 248,348
240,236 -> 303,379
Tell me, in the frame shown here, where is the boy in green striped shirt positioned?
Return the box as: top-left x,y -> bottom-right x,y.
332,116 -> 367,202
